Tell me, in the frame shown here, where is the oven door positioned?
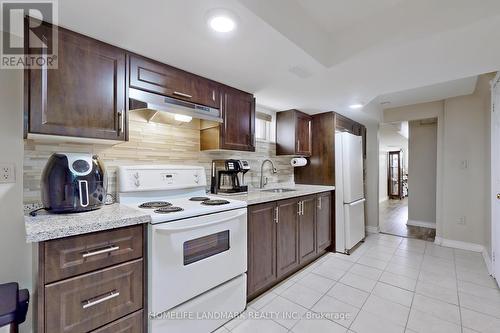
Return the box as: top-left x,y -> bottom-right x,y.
149,208 -> 247,313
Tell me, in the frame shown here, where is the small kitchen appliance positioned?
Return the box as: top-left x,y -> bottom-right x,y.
41,153 -> 107,213
210,159 -> 250,195
117,165 -> 248,333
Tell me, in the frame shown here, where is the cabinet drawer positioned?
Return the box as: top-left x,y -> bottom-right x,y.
44,225 -> 143,283
45,260 -> 143,333
91,310 -> 143,333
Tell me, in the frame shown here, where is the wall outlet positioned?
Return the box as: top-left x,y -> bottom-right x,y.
457,216 -> 466,225
0,164 -> 15,183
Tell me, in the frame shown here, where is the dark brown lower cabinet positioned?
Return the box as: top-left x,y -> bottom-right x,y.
247,202 -> 277,297
37,225 -> 147,333
247,192 -> 334,300
316,191 -> 333,252
276,198 -> 300,278
299,195 -> 317,263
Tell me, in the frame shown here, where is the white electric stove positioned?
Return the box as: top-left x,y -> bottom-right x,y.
117,165 -> 248,333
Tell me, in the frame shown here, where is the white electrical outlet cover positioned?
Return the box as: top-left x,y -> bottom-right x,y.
0,164 -> 15,183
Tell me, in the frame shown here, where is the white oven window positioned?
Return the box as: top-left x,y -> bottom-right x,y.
183,230 -> 230,265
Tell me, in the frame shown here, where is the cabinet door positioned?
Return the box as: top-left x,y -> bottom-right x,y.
276,198 -> 300,278
220,87 -> 255,151
129,55 -> 220,108
295,112 -> 312,156
299,195 -> 317,263
247,202 -> 277,297
316,192 -> 332,252
27,20 -> 126,140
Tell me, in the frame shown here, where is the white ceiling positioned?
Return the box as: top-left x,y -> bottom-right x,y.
380,122 -> 408,152
53,0 -> 500,124
377,76 -> 478,109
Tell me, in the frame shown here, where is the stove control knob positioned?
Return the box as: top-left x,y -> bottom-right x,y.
134,180 -> 140,187
133,172 -> 140,179
194,174 -> 199,184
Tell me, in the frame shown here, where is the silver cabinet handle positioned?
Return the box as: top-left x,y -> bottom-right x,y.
318,197 -> 322,210
82,290 -> 119,309
212,90 -> 216,101
274,207 -> 279,224
297,201 -> 301,216
117,109 -> 124,135
173,91 -> 192,99
82,245 -> 120,258
301,201 -> 304,215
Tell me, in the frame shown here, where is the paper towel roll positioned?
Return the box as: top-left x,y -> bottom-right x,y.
291,157 -> 307,167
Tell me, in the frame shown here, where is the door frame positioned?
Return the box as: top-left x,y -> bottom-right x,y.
491,72 -> 500,280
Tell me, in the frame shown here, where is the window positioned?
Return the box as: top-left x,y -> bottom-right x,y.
183,231 -> 230,265
255,112 -> 272,142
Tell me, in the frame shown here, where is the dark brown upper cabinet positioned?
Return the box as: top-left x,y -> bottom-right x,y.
25,18 -> 127,141
201,86 -> 256,152
129,55 -> 220,109
276,109 -> 312,156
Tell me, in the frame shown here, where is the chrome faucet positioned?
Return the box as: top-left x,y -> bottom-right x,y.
260,159 -> 278,188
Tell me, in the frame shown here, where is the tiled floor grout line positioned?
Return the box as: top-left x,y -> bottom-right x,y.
228,235 -> 499,333
453,249 -> 465,333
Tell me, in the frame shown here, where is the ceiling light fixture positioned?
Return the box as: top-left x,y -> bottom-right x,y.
174,114 -> 193,122
208,13 -> 236,33
349,104 -> 364,110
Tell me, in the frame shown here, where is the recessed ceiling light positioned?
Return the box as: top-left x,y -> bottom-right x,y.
208,14 -> 236,33
174,114 -> 192,122
349,104 -> 364,109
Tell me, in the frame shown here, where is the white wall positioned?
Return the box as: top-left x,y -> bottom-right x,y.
441,74 -> 493,249
361,102 -> 381,231
0,60 -> 32,331
408,120 -> 437,225
383,73 -> 494,254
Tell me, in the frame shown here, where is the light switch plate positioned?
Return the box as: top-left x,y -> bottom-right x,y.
0,164 -> 15,183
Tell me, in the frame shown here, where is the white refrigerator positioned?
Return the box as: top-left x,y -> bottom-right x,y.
335,132 -> 366,254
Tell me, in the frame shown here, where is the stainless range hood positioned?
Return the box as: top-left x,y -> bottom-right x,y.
129,88 -> 223,123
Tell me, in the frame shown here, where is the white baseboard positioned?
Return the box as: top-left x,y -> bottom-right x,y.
482,248 -> 493,275
379,196 -> 389,203
407,219 -> 436,229
434,236 -> 492,274
366,225 -> 380,234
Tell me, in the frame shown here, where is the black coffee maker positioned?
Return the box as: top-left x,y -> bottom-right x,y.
210,159 -> 250,194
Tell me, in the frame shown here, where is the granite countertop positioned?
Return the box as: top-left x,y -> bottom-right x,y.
228,184 -> 335,205
24,204 -> 152,243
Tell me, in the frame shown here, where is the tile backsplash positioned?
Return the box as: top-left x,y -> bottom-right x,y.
23,114 -> 295,203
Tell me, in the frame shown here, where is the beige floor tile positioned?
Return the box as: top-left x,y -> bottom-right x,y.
327,282 -> 369,308
372,281 -> 414,307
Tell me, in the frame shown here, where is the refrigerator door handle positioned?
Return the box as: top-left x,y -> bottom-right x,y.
346,198 -> 366,206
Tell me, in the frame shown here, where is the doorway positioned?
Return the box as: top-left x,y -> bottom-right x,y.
378,121 -> 436,240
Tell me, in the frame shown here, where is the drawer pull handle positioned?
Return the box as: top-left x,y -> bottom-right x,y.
173,91 -> 192,99
82,290 -> 120,309
82,245 -> 120,258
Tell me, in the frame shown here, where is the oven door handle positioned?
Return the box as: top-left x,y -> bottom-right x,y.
155,210 -> 246,233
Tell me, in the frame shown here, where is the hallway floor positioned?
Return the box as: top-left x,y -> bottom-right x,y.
379,198 -> 436,241
219,233 -> 500,333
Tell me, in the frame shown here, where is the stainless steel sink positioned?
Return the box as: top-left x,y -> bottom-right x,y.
261,188 -> 297,193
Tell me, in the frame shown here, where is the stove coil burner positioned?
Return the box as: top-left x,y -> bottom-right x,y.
154,206 -> 184,214
189,197 -> 210,202
139,201 -> 172,209
201,199 -> 230,206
